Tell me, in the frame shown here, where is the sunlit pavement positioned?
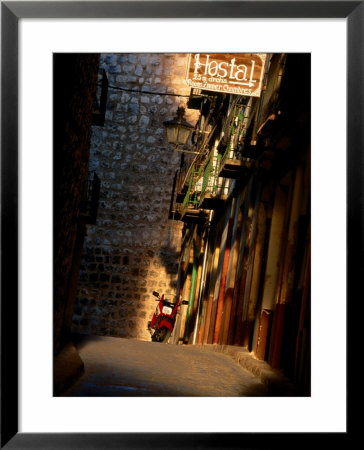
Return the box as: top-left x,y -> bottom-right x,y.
61,335 -> 271,397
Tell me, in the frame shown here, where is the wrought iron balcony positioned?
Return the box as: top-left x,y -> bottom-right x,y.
179,164 -> 208,223
218,149 -> 255,179
199,153 -> 229,210
92,69 -> 108,127
79,171 -> 100,225
218,103 -> 255,179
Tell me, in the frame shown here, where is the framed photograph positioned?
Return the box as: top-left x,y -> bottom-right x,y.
1,1 -> 358,448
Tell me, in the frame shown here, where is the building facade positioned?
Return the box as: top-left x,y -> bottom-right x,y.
168,53 -> 311,395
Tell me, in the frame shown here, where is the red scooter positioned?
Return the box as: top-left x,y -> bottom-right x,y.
147,291 -> 189,343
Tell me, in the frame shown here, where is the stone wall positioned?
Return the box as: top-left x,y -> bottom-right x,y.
71,53 -> 199,341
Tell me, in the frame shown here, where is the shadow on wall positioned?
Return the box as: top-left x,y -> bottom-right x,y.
157,242 -> 181,290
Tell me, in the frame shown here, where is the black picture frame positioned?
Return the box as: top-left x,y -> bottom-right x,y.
1,1 -> 359,448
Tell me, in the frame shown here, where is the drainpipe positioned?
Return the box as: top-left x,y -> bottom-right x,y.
172,227 -> 194,344
184,238 -> 200,343
192,210 -> 213,344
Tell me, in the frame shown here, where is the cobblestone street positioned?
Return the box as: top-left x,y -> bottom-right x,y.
62,336 -> 270,397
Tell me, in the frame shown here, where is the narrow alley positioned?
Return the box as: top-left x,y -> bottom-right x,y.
54,52 -> 311,399
62,336 -> 274,397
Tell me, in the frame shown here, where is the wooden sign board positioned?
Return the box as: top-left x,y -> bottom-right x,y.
185,53 -> 267,98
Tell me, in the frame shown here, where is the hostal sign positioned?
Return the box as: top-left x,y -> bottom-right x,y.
185,53 -> 267,97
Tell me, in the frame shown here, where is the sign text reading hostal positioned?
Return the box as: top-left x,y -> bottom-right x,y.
185,53 -> 267,97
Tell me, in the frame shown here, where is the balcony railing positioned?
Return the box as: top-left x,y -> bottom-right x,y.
92,69 -> 108,127
181,164 -> 202,212
218,104 -> 255,179
179,165 -> 208,223
169,98 -> 257,221
199,153 -> 229,210
79,171 -> 100,224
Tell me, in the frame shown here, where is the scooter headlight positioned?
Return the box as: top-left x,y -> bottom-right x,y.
162,306 -> 173,315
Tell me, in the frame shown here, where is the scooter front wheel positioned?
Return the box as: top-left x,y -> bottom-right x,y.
152,328 -> 171,343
